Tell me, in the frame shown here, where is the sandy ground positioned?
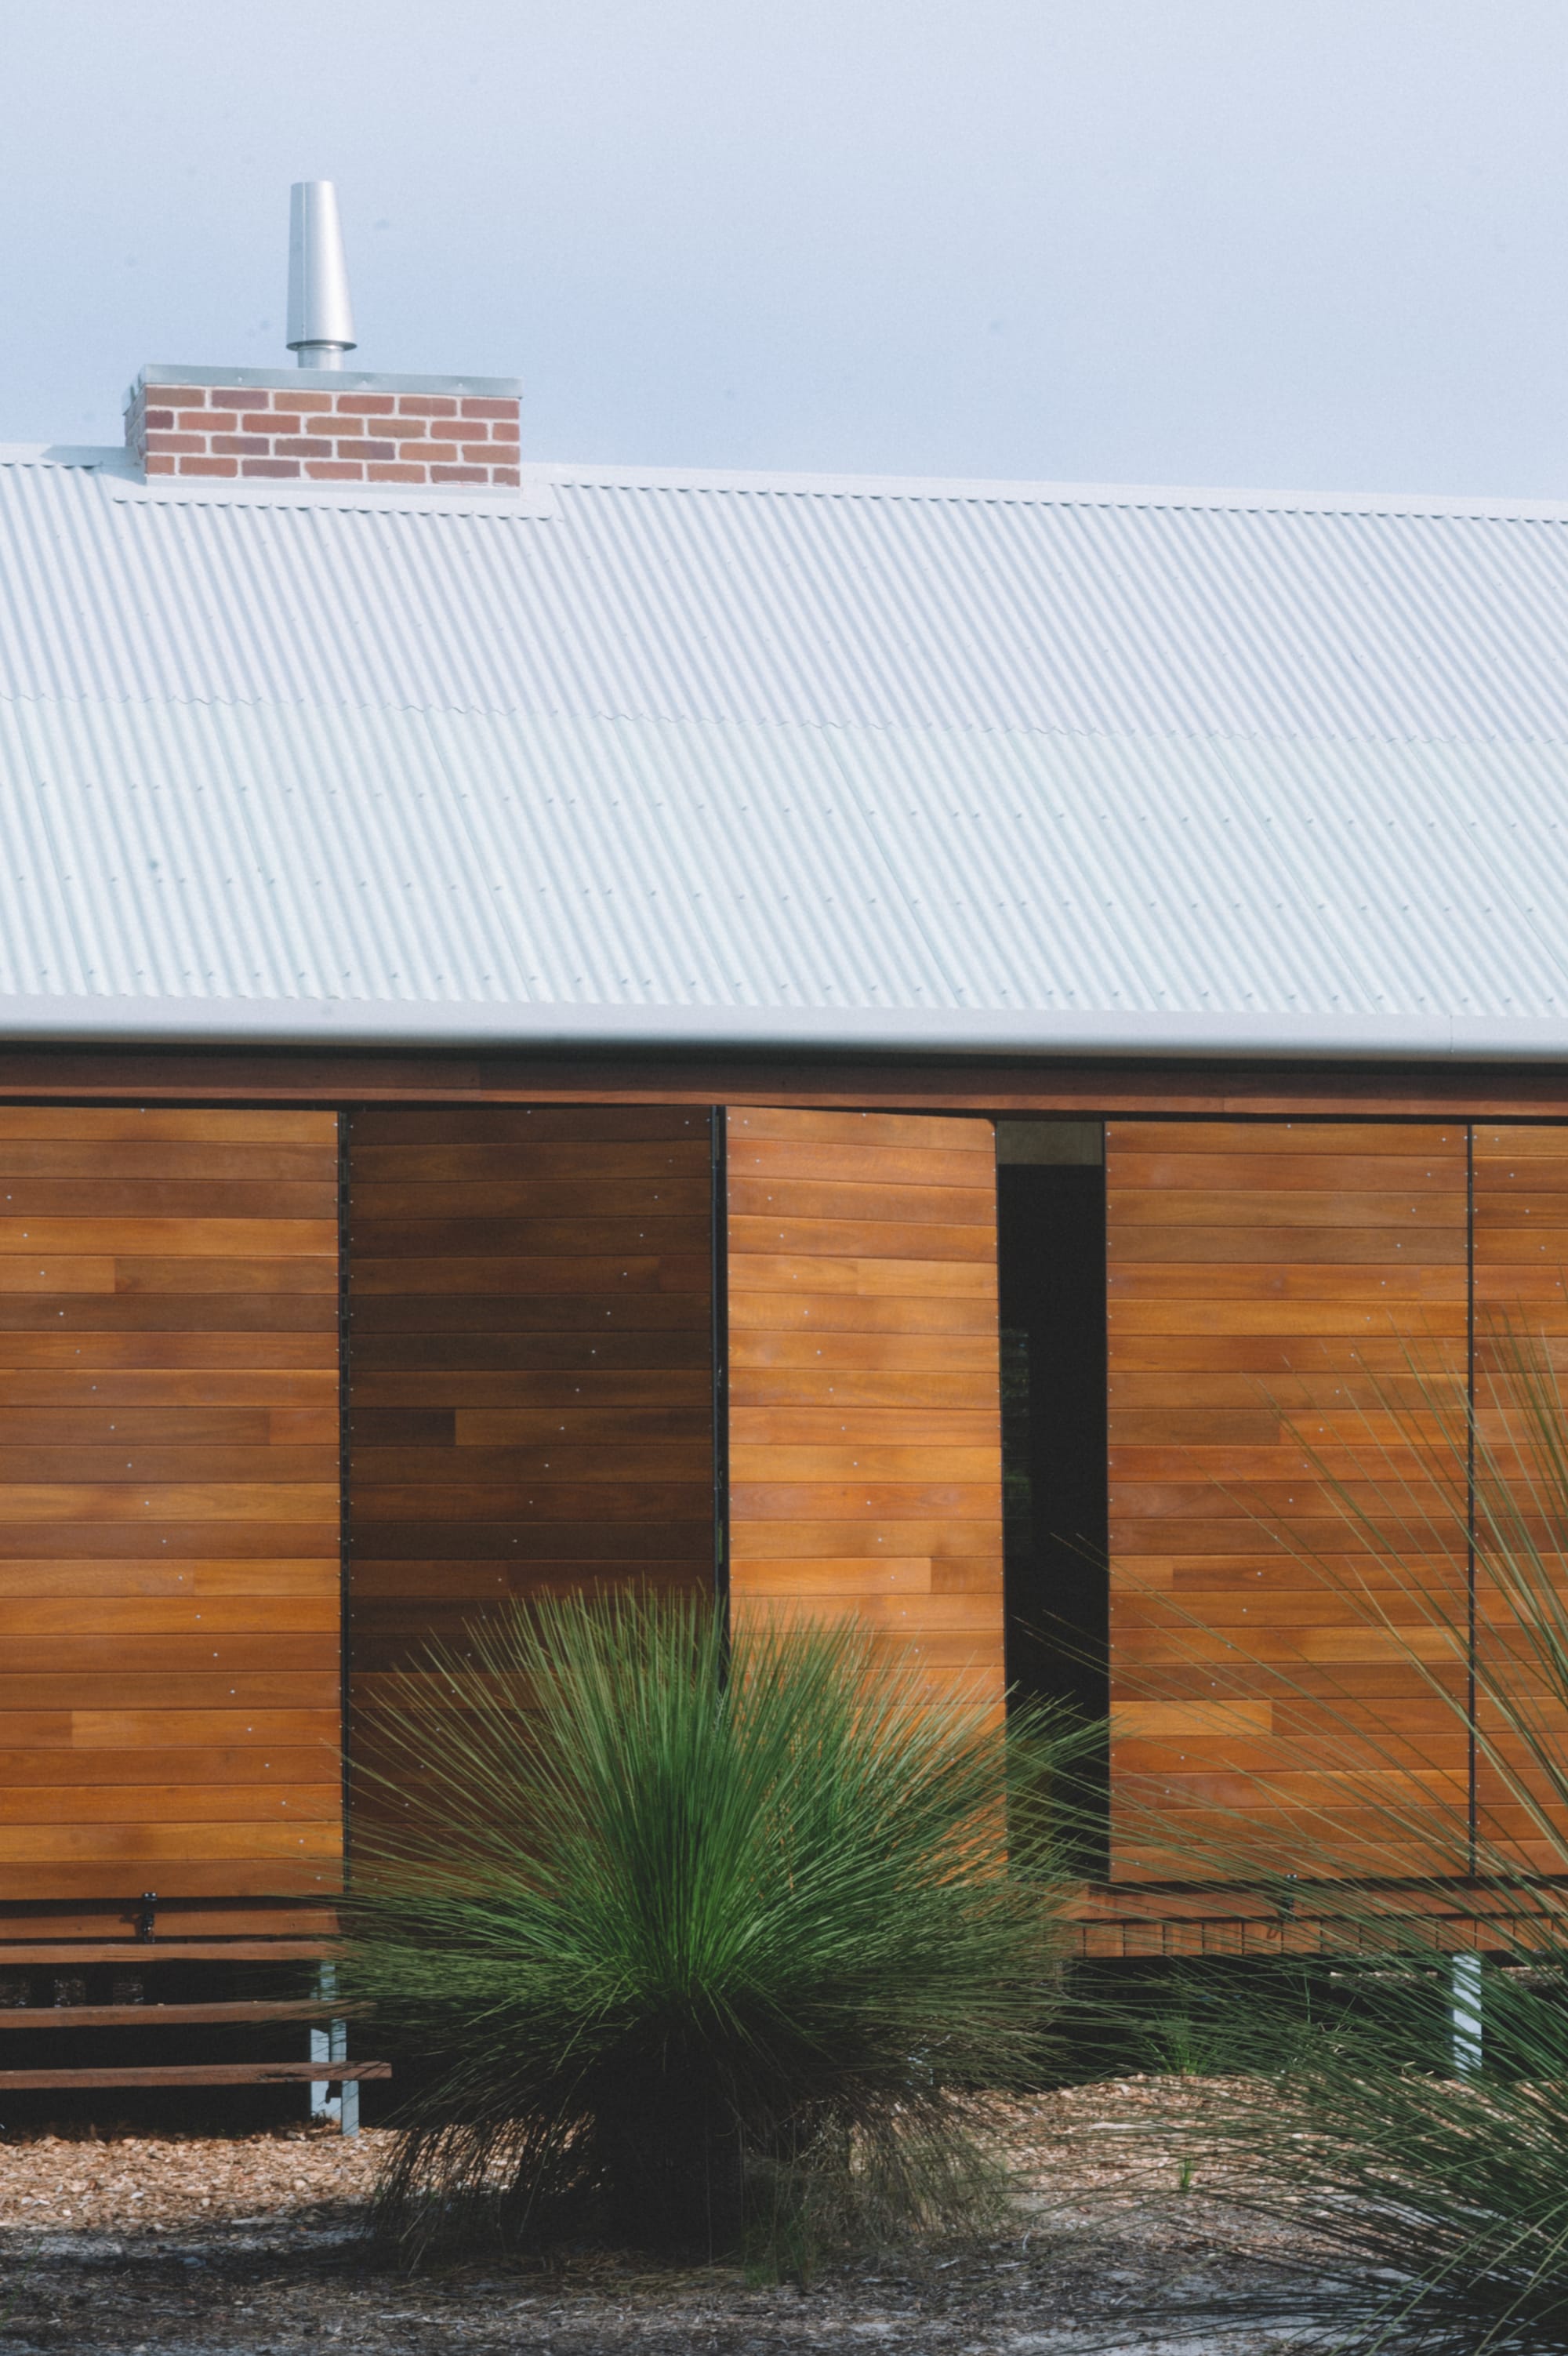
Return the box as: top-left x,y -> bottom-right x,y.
0,2087 -> 1347,2354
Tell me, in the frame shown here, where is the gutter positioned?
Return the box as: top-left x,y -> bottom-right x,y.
0,996 -> 1563,1062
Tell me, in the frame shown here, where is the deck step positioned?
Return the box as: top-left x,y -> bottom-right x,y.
0,1944 -> 334,1965
0,2001 -> 349,2030
0,2061 -> 390,2089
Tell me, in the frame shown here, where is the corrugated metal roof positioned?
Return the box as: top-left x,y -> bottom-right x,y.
1,444 -> 1566,1056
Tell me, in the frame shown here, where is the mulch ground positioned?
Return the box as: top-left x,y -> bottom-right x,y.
0,2085 -> 1341,2354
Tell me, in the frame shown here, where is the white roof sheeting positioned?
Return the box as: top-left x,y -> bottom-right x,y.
2,444 -> 1567,1058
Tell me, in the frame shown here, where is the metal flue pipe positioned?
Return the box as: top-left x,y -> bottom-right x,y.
286,181 -> 357,368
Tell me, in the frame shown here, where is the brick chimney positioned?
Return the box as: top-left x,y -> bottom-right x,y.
123,365 -> 522,487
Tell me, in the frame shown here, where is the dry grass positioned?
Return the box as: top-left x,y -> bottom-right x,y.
0,2089 -> 1338,2353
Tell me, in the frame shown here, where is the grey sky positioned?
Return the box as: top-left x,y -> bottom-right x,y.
5,1 -> 1567,495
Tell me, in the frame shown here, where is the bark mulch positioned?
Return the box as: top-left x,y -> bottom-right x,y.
0,2084 -> 1343,2354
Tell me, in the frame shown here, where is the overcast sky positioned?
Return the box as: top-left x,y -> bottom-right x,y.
5,2 -> 1568,495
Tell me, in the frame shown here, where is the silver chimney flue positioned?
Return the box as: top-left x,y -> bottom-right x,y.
286,181 -> 357,368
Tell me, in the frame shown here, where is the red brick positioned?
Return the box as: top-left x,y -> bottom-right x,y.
461,397 -> 517,419
457,418 -> 490,439
149,386 -> 209,408
143,455 -> 176,476
241,412 -> 285,434
492,466 -> 521,487
335,393 -> 395,415
461,442 -> 500,463
178,456 -> 239,477
241,458 -> 303,479
432,464 -> 487,483
142,408 -> 174,431
209,389 -> 255,410
145,431 -> 205,455
397,395 -> 458,417
368,462 -> 427,483
335,438 -> 397,461
407,441 -> 459,463
305,461 -> 363,480
274,437 -> 334,459
393,416 -> 428,437
212,434 -> 270,456
490,419 -> 521,444
175,411 -> 217,434
273,390 -> 335,412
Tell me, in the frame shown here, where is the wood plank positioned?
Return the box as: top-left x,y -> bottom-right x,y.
0,1142 -> 337,1180
0,1484 -> 337,1520
0,1182 -> 337,1218
352,1255 -> 710,1296
727,1215 -> 996,1263
727,1254 -> 994,1298
353,1215 -> 711,1256
353,1105 -> 708,1145
350,1139 -> 713,1181
0,1748 -> 336,1784
353,1445 -> 713,1483
0,1598 -> 337,1633
1107,1191 -> 1468,1229
0,1822 -> 343,1861
1106,1226 -> 1467,1263
728,1107 -> 993,1153
0,2064 -> 388,2088
354,1177 -> 713,1218
0,1944 -> 334,1963
0,2002 -> 347,2027
0,1111 -> 338,1143
70,1711 -> 339,1746
0,1372 -> 337,1405
727,1176 -> 996,1225
726,1139 -> 1004,1189
354,1370 -> 712,1407
113,1258 -> 337,1294
0,1784 -> 339,1822
448,1407 -> 713,1444
1107,1123 -> 1465,1156
1111,1153 -> 1466,1193
0,1447 -> 334,1483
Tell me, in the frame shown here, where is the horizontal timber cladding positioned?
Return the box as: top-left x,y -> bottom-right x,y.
1106,1120 -> 1472,1885
725,1106 -> 1004,1717
0,1108 -> 341,1905
345,1106 -> 717,1825
1472,1124 -> 1568,1872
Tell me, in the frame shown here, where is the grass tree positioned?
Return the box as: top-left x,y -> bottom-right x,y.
343,1592 -> 1076,2263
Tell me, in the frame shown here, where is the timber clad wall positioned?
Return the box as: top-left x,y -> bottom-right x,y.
0,1109 -> 341,1902
1106,1120 -> 1471,1881
725,1108 -> 1004,1715
11,1084 -> 1568,1926
345,1106 -> 715,1792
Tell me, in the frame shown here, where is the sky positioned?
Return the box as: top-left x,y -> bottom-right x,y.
5,1 -> 1568,495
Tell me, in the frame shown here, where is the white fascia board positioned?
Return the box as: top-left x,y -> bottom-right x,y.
0,994 -> 1563,1062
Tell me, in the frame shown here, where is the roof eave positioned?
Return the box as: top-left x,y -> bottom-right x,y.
0,997 -> 1562,1064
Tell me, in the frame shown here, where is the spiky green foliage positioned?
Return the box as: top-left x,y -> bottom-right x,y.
343,1592 -> 1073,2262
1094,1327 -> 1568,2351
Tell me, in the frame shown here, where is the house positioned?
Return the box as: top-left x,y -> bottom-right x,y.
2,198 -> 1566,2064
